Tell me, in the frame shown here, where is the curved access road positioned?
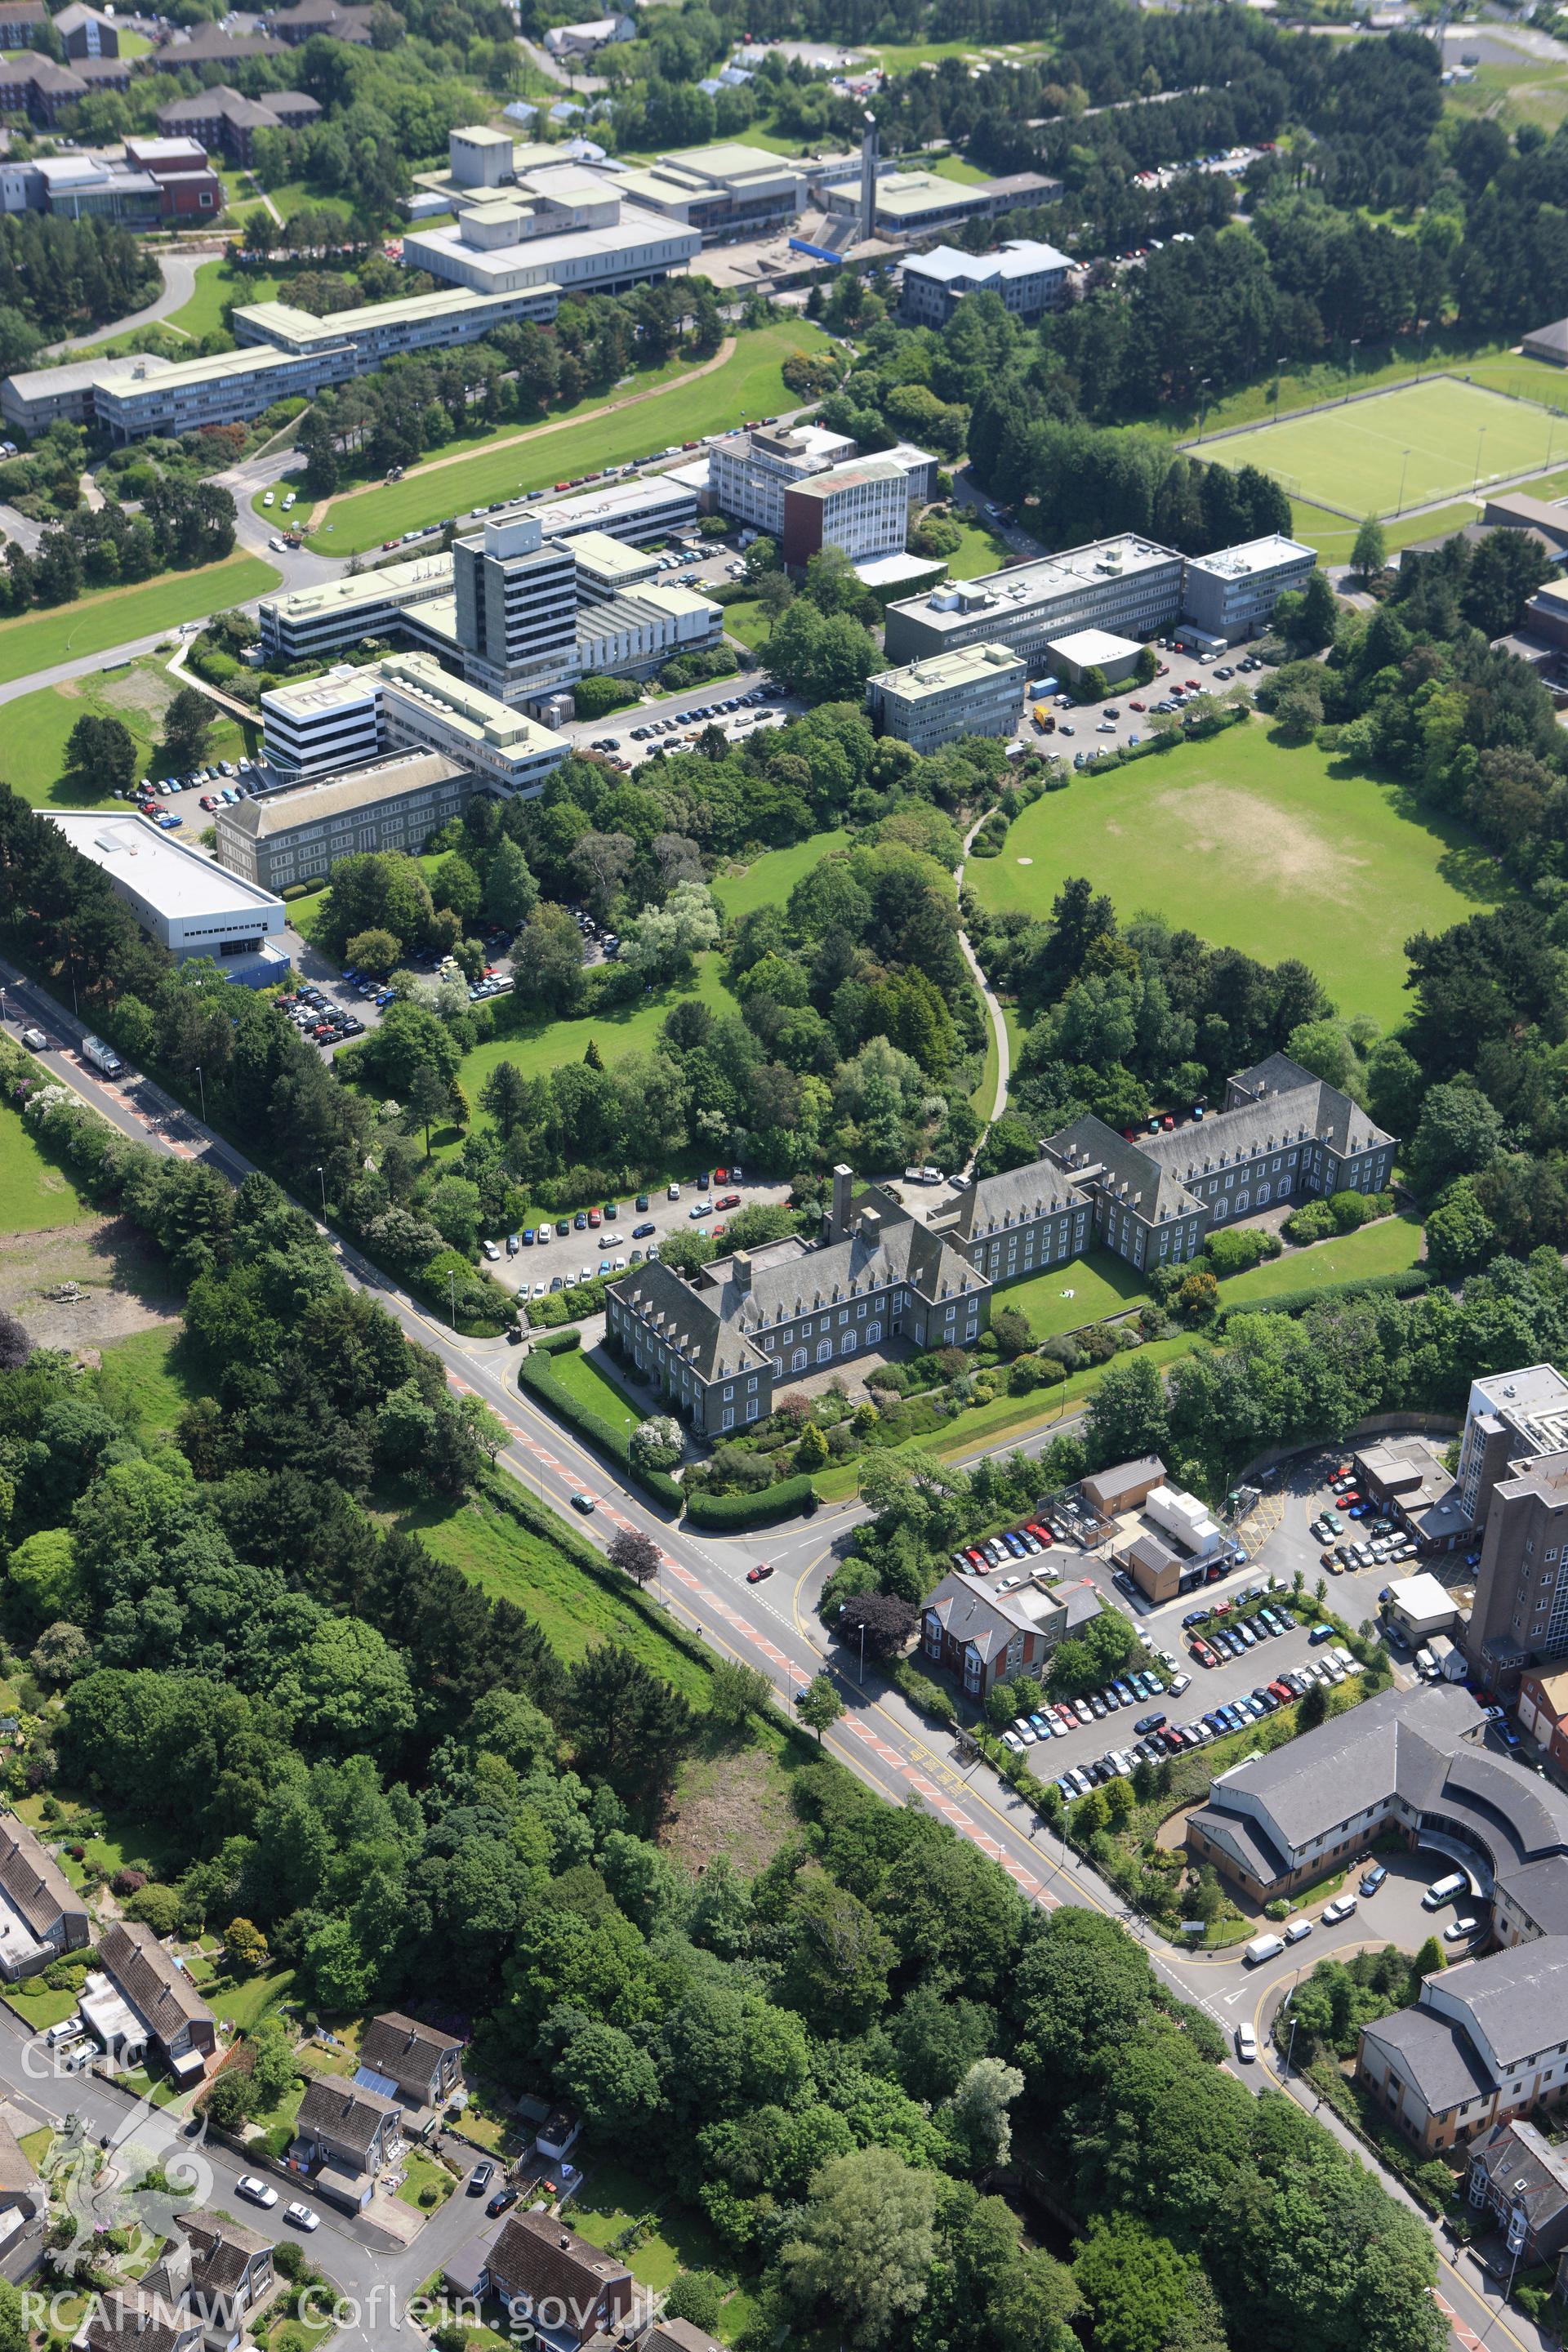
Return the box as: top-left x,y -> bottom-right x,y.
957,808 -> 1010,1129
42,248 -> 213,357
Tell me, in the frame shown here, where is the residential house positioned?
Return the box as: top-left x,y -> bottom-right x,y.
174,2209 -> 275,2351
0,5 -> 47,47
0,2113 -> 42,2255
1520,1669 -> 1568,1772
356,2011 -> 463,2119
0,1810 -> 90,1980
1358,1936 -> 1568,2153
85,2284 -> 204,2352
86,1921 -> 216,2083
290,2076 -> 403,2212
482,2210 -> 635,2348
53,3 -> 117,56
1466,2119 -> 1568,2266
270,0 -> 375,40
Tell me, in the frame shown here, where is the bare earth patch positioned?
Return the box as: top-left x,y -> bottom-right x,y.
659,1743 -> 794,1878
0,1214 -> 181,1352
1148,780 -> 1362,906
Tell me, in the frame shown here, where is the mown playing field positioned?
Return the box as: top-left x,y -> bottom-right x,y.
1201,376 -> 1568,517
969,724 -> 1512,1031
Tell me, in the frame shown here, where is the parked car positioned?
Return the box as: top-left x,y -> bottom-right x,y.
1360,1863 -> 1388,1895
469,2163 -> 496,2195
285,2203 -> 320,2232
238,2178 -> 278,2209
1322,1895 -> 1359,1926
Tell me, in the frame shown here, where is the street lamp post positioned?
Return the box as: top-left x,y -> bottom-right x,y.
1396,448 -> 1410,515
1197,376 -> 1213,440
194,1062 -> 206,1125
1345,337 -> 1361,401
858,1619 -> 866,1688
315,1165 -> 327,1220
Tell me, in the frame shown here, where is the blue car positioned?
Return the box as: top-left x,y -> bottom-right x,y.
522,1228 -> 535,1245
1111,1680 -> 1136,1704
1002,1532 -> 1027,1558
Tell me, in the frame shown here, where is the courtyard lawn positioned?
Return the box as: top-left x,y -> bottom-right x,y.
0,1101 -> 93,1232
996,1248 -> 1152,1341
0,557 -> 281,688
712,829 -> 851,922
942,514 -> 1015,578
308,321 -> 835,555
719,595 -> 772,652
1221,1212 -> 1425,1303
2,655 -> 259,807
454,952 -> 737,1107
968,720 -> 1512,1032
401,1487 -> 712,1699
1197,376 -> 1568,516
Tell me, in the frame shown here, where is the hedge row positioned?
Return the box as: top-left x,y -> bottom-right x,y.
1215,1267 -> 1430,1325
533,1327 -> 581,1356
684,1474 -> 817,1529
518,1349 -> 684,1512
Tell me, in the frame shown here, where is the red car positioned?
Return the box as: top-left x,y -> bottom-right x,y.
587,1209 -> 601,1227
1192,1641 -> 1217,1667
966,1548 -> 987,1573
1129,699 -> 1145,712
716,1192 -> 741,1212
714,1167 -> 728,1183
1026,1521 -> 1053,1547
746,1562 -> 773,1584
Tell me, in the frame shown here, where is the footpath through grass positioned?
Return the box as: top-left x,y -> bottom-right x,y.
969,720 -> 1511,1032
0,556 -> 281,686
307,321 -> 832,555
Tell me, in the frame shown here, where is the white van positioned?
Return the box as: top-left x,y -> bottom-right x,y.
1244,1931 -> 1285,1967
1423,1871 -> 1468,1909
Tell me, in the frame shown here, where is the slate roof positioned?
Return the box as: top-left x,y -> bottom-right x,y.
1188,1803 -> 1292,1886
647,2325 -> 725,2352
156,82 -> 319,131
921,1571 -> 1060,1665
1437,1937 -> 1568,2074
0,1811 -> 87,1941
178,2208 -> 270,2296
1469,2118 -> 1568,2230
98,1922 -> 214,2046
296,2075 -> 401,2159
1361,2004 -> 1496,2116
84,2286 -> 198,2352
608,1258 -> 766,1383
950,1156 -> 1085,1238
487,2208 -> 632,2314
359,2010 -> 462,2092
0,2112 -> 40,2201
152,25 -> 285,63
1045,1111 -> 1203,1224
1525,317 -> 1568,358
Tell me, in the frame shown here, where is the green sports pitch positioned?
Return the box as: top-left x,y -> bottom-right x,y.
1196,376 -> 1568,518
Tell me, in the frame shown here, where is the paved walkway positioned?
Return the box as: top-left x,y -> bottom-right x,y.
42,248 -> 212,357
956,808 -> 1010,1132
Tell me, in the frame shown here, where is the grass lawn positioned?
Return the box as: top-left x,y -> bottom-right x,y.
719,595 -> 772,652
399,1487 -> 713,1699
91,1328 -> 203,1441
0,1101 -> 93,1232
1446,54 -> 1568,134
1222,1211 -> 1425,1302
968,719 -> 1512,1031
997,1247 -> 1152,1341
1,653 -> 259,808
972,1014 -> 1000,1121
396,2147 -> 455,2212
711,829 -> 851,921
544,1342 -> 647,1435
568,2156 -> 728,2293
1288,495 -> 1481,565
19,2127 -> 52,2172
307,321 -> 834,555
165,261 -> 283,344
4,1980 -> 80,2032
0,557 -> 281,688
1200,376 -> 1568,515
209,1964 -> 296,2036
943,514 -> 1017,579
449,953 -> 737,1127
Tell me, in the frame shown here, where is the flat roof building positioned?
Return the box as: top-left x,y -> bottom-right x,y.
827,165 -> 1062,239
257,552 -> 455,664
261,666 -> 383,779
865,642 -> 1026,752
91,341 -> 358,441
569,529 -> 660,597
232,284 -> 559,365
47,810 -> 286,968
884,533 -> 1185,669
1,349 -> 175,435
402,163 -> 702,301
377,651 -> 568,791
899,237 -> 1071,328
607,143 -> 806,242
521,471 -> 699,546
709,421 -> 858,537
216,751 -> 476,896
1181,533 -> 1316,644
1047,625 -> 1143,685
782,453 -> 909,572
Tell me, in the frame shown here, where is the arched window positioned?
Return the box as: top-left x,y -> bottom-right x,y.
791,1349 -> 807,1372
816,1340 -> 832,1364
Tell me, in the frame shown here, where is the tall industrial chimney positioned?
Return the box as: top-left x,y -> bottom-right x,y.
860,109 -> 878,243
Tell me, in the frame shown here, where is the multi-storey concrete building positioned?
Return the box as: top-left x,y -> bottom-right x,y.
376,651 -> 568,791
899,237 -> 1071,327
1456,1365 -> 1568,1689
261,666 -> 383,779
1039,1051 -> 1394,1275
781,454 -> 909,572
91,341 -> 358,440
452,510 -> 580,702
257,553 -> 455,664
522,471 -> 700,547
708,422 -> 857,537
864,642 -> 1027,752
884,534 -> 1187,668
216,751 -> 476,895
606,1167 -> 990,1437
401,163 -> 702,301
1,350 -> 176,435
1180,533 -> 1316,644
607,143 -> 806,242
825,164 -> 1062,239
232,285 -> 558,367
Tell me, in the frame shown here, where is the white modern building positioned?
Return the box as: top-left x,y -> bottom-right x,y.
231,283 -> 559,365
607,143 -> 807,242
257,553 -> 456,664
377,652 -> 569,791
0,349 -> 176,434
708,422 -> 857,537
401,158 -> 702,300
576,581 -> 723,679
884,534 -> 1187,667
865,642 -> 1026,751
1180,534 -> 1316,643
261,666 -> 383,779
46,810 -> 286,968
91,341 -> 358,440
522,471 -> 699,546
899,238 -> 1071,327
782,455 -> 910,573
